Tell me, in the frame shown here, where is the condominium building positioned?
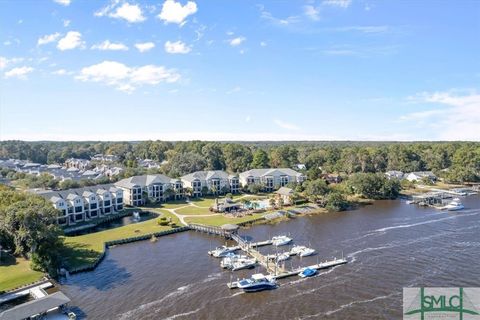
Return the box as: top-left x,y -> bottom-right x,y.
239,168 -> 306,192
181,170 -> 240,197
36,184 -> 124,226
114,174 -> 184,206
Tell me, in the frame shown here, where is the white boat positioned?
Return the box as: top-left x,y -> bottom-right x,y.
231,258 -> 257,271
443,199 -> 465,211
237,273 -> 277,292
406,200 -> 415,204
266,252 -> 290,262
272,235 -> 292,246
298,248 -> 316,257
290,245 -> 307,255
220,254 -> 248,269
208,245 -> 237,258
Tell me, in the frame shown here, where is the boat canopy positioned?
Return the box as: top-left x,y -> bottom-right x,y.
251,274 -> 266,280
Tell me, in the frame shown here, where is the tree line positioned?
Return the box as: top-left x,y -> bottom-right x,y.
1,141 -> 479,183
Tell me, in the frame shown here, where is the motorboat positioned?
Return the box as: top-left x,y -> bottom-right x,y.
237,273 -> 277,292
406,200 -> 415,205
298,248 -> 316,257
208,245 -> 237,258
230,258 -> 257,271
266,252 -> 290,262
290,245 -> 307,255
272,235 -> 292,246
299,267 -> 317,278
444,199 -> 465,211
220,253 -> 248,269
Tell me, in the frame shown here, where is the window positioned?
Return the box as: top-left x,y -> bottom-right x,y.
117,198 -> 123,204
75,206 -> 83,213
104,200 -> 111,207
90,203 -> 97,209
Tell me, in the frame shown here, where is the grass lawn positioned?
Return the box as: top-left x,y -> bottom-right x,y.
0,254 -> 43,292
188,197 -> 217,207
62,211 -> 180,269
159,201 -> 190,209
175,206 -> 212,215
184,213 -> 265,227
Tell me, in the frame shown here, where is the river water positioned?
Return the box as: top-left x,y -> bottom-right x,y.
60,195 -> 480,319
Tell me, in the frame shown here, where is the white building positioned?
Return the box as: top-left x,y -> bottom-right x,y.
181,170 -> 240,197
115,174 -> 184,206
37,184 -> 124,226
239,168 -> 306,192
385,170 -> 404,180
405,171 -> 437,182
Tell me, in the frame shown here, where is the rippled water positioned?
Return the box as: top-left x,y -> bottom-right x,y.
60,195 -> 480,319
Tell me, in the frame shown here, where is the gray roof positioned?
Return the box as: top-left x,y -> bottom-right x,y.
275,187 -> 294,196
115,174 -> 176,189
0,292 -> 70,320
181,170 -> 234,182
35,183 -> 119,203
240,168 -> 303,178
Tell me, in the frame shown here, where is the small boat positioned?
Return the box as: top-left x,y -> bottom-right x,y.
208,245 -> 237,258
237,273 -> 277,292
406,200 -> 415,205
231,258 -> 257,271
299,267 -> 317,278
220,254 -> 248,269
290,245 -> 307,255
272,235 -> 292,246
298,248 -> 316,257
444,199 -> 465,211
266,252 -> 290,262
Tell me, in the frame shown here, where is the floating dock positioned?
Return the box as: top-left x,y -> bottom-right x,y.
227,257 -> 348,289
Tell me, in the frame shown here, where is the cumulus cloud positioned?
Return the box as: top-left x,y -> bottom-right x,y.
91,40 -> 128,51
37,32 -> 61,46
322,0 -> 352,8
51,69 -> 72,75
164,40 -> 191,54
304,5 -> 320,21
229,36 -> 245,46
95,1 -> 146,23
57,31 -> 84,50
274,119 -> 300,131
402,90 -> 480,140
158,0 -> 197,25
53,0 -> 71,6
0,56 -> 23,70
134,42 -> 155,52
4,66 -> 34,79
76,60 -> 180,93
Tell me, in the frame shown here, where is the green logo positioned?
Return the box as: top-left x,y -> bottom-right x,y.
404,288 -> 480,320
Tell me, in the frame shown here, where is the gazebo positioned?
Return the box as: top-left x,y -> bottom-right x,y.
220,224 -> 239,237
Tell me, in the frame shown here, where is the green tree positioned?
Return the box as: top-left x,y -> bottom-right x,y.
252,149 -> 270,168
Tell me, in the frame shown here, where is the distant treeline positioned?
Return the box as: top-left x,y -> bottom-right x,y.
1,140 -> 479,182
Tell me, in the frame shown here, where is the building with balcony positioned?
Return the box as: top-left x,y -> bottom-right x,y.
114,174 -> 184,206
36,184 -> 124,226
181,170 -> 240,197
239,168 -> 306,192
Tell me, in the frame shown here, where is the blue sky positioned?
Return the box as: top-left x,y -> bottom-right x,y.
0,0 -> 479,141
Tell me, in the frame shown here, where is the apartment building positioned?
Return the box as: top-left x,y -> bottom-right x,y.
181,170 -> 240,197
239,168 -> 306,192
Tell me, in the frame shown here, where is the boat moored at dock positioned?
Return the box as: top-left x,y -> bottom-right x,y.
208,245 -> 238,258
443,198 -> 465,211
237,274 -> 277,292
299,267 -> 317,278
272,235 -> 292,246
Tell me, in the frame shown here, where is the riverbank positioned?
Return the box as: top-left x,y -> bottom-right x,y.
0,254 -> 43,293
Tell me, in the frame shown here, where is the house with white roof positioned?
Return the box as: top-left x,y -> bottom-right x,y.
115,174 -> 184,206
181,170 -> 240,197
405,171 -> 437,183
385,170 -> 404,180
239,168 -> 306,192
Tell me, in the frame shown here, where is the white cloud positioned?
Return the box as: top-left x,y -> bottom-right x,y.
52,69 -> 72,75
37,32 -> 61,46
229,36 -> 245,46
259,5 -> 300,26
401,90 -> 480,140
95,2 -> 146,23
63,19 -> 71,27
322,0 -> 352,8
76,60 -> 180,92
53,0 -> 71,6
304,5 -> 320,21
164,40 -> 191,54
332,25 -> 389,33
226,86 -> 241,94
260,41 -> 267,47
245,116 -> 251,123
57,31 -> 84,50
135,42 -> 155,53
4,66 -> 34,79
158,0 -> 197,25
91,40 -> 128,51
0,56 -> 23,70
274,119 -> 300,131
